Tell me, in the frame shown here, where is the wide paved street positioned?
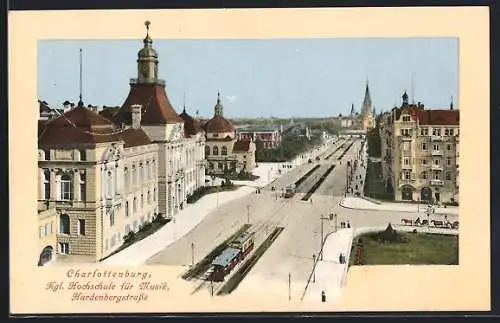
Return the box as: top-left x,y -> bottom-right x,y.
145,136 -> 458,299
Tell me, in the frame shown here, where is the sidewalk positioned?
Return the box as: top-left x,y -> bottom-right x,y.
339,196 -> 459,215
302,224 -> 459,304
101,186 -> 256,266
302,228 -> 354,304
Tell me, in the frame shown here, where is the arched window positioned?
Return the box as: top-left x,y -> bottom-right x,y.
125,201 -> 129,217
139,163 -> 144,182
153,187 -> 157,202
132,165 -> 137,186
221,146 -> 228,156
43,169 -> 50,200
213,146 -> 219,156
60,174 -> 73,200
44,150 -> 50,161
79,150 -> 86,161
422,171 -> 428,180
147,190 -> 151,204
124,167 -> 129,191
133,197 -> 137,213
146,161 -> 150,180
141,194 -> 144,209
59,214 -> 70,234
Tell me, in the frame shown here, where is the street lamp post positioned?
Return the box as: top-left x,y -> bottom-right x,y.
312,254 -> 316,283
320,214 -> 330,260
288,273 -> 291,301
334,213 -> 338,232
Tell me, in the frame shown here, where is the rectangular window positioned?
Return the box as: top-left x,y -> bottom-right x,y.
80,172 -> 86,201
403,158 -> 410,165
447,144 -> 452,151
111,235 -> 116,248
446,172 -> 452,180
447,157 -> 452,166
133,220 -> 138,231
444,129 -> 449,136
105,239 -> 109,250
59,242 -> 69,254
404,172 -> 411,180
450,129 -> 454,136
420,128 -> 428,136
422,172 -> 428,179
434,159 -> 440,165
61,176 -> 73,200
422,159 -> 427,165
110,211 -> 115,227
78,219 -> 86,235
433,144 -> 439,151
39,226 -> 45,238
434,172 -> 440,180
421,143 -> 427,150
43,170 -> 51,200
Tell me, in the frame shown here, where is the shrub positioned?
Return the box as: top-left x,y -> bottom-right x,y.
123,231 -> 136,244
372,223 -> 409,244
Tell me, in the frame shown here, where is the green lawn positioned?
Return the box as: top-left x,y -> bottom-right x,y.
352,232 -> 459,265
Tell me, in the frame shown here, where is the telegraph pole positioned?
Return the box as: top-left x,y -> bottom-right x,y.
246,204 -> 250,224
191,242 -> 195,267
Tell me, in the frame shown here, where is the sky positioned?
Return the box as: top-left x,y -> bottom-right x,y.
38,37 -> 458,118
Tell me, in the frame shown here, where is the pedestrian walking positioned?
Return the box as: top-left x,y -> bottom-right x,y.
347,220 -> 351,228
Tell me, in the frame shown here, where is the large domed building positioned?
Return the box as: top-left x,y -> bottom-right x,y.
203,93 -> 256,176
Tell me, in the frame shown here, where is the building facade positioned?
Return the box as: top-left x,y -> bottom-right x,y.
204,93 -> 256,176
38,106 -> 159,264
237,128 -> 282,149
379,92 -> 460,204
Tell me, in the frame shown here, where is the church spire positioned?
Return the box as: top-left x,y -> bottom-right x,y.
450,95 -> 454,110
363,80 -> 372,108
214,91 -> 224,116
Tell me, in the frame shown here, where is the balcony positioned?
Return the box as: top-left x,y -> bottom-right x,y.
431,164 -> 443,171
430,179 -> 444,186
431,150 -> 443,156
401,164 -> 412,170
399,179 -> 416,187
400,135 -> 413,141
431,135 -> 443,142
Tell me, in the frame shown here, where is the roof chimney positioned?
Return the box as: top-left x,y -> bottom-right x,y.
131,104 -> 142,129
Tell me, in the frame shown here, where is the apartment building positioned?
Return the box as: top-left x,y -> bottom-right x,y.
379,92 -> 459,204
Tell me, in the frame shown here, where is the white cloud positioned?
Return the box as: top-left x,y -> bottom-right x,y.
226,95 -> 238,103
